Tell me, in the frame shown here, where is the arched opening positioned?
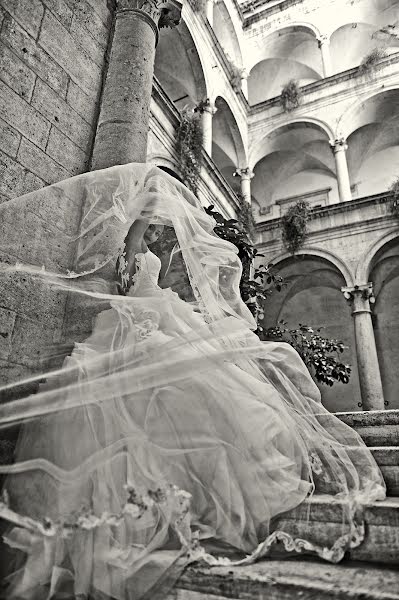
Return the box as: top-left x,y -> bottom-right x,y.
345,89 -> 399,197
252,123 -> 337,218
248,26 -> 322,105
262,255 -> 360,412
212,96 -> 246,193
369,236 -> 399,409
154,20 -> 207,110
213,1 -> 243,69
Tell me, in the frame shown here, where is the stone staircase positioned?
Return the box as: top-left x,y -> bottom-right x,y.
170,410 -> 399,600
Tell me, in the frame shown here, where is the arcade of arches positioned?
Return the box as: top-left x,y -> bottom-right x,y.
150,0 -> 399,411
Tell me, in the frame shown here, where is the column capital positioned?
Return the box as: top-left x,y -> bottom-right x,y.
330,137 -> 348,153
317,33 -> 330,48
116,0 -> 182,44
240,68 -> 249,80
341,283 -> 375,314
233,167 -> 254,181
195,98 -> 217,115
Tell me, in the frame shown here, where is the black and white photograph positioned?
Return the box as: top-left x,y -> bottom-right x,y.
0,0 -> 398,598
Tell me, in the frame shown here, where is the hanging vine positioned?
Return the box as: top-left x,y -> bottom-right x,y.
176,109 -> 203,194
389,176 -> 399,219
358,47 -> 387,74
281,201 -> 311,254
280,79 -> 302,112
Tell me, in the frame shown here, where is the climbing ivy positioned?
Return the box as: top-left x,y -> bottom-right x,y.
281,201 -> 311,254
176,109 -> 203,194
280,79 -> 302,112
358,47 -> 387,74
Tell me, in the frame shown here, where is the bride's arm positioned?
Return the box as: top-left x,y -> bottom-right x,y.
115,220 -> 148,293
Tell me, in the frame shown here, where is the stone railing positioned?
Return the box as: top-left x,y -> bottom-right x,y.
250,52 -> 399,116
258,187 -> 332,219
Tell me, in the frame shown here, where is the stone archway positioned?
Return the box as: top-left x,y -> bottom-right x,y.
261,253 -> 360,412
212,96 -> 247,193
247,24 -> 322,105
251,121 -> 337,218
368,235 -> 399,409
154,20 -> 208,110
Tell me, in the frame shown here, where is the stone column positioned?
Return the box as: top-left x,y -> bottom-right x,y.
330,138 -> 352,202
240,68 -> 249,100
342,283 -> 385,410
318,34 -> 332,77
91,0 -> 182,170
233,167 -> 254,204
205,0 -> 214,26
196,99 -> 217,157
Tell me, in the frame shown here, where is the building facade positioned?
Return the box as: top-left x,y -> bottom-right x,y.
0,0 -> 398,412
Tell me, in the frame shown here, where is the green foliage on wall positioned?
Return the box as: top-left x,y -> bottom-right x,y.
176,110 -> 203,194
281,201 -> 311,254
280,79 -> 302,112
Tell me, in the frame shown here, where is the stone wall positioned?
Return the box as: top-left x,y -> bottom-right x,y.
0,0 -> 113,393
0,0 -> 113,201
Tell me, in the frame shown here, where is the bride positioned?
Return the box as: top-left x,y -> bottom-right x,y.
0,164 -> 385,599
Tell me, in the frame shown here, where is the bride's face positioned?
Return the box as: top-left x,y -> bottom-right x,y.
144,223 -> 164,245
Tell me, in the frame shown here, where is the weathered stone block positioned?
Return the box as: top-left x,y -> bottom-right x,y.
0,358 -> 39,401
46,125 -> 88,174
69,13 -> 107,68
0,271 -> 66,325
1,14 -> 69,97
1,0 -> 44,39
0,150 -> 44,200
66,79 -> 98,125
0,41 -> 36,100
31,78 -> 93,150
17,138 -> 69,185
42,0 -> 73,29
0,307 -> 16,359
9,314 -> 59,367
66,0 -> 111,29
38,10 -> 102,97
0,116 -> 20,158
0,81 -> 50,149
69,0 -> 109,48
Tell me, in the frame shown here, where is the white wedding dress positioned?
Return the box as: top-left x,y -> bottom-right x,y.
0,248 -> 385,599
0,163 -> 385,600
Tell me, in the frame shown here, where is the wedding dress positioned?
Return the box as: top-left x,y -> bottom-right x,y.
0,164 -> 385,600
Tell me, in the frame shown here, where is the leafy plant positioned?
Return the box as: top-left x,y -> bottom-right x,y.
265,321 -> 352,386
389,176 -> 399,218
204,203 -> 285,335
280,79 -> 302,112
176,109 -> 203,194
281,201 -> 310,254
358,47 -> 388,74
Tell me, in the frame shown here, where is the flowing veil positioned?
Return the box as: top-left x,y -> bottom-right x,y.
0,164 -> 386,599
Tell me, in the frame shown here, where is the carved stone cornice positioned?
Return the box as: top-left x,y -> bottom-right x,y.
116,0 -> 182,45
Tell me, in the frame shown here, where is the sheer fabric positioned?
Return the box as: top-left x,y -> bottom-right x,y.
0,164 -> 385,600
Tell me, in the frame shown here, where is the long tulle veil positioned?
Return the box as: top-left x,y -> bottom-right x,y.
0,164 -> 385,599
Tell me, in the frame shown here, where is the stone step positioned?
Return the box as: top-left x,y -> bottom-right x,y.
172,559 -> 399,600
273,495 -> 399,565
368,447 -> 399,496
334,410 -> 399,446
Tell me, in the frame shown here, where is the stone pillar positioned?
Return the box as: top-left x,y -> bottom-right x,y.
205,0 -> 214,26
196,99 -> 217,157
233,167 -> 254,204
91,0 -> 182,170
342,283 -> 385,410
330,138 -> 352,202
318,34 -> 332,77
240,68 -> 249,100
